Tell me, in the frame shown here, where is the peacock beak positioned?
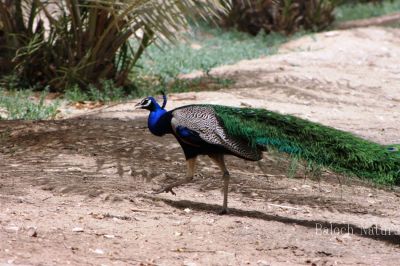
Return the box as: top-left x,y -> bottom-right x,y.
134,102 -> 143,109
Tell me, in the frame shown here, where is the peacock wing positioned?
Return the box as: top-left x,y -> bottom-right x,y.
171,105 -> 261,160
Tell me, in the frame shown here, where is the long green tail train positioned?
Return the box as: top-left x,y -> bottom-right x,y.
211,105 -> 400,185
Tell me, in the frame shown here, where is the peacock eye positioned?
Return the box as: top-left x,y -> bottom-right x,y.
141,98 -> 152,107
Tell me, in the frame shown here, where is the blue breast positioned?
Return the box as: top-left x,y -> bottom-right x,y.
148,110 -> 172,136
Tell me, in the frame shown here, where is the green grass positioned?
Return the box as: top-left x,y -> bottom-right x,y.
335,0 -> 400,23
123,25 -> 302,99
0,89 -> 60,120
65,80 -> 127,103
135,26 -> 297,81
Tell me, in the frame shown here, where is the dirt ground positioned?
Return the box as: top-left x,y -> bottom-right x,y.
1,27 -> 400,265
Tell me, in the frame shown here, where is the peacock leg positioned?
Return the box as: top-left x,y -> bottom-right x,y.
257,160 -> 269,181
153,157 -> 197,195
209,154 -> 230,214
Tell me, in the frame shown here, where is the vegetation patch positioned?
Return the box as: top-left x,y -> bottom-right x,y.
136,27 -> 290,80
0,89 -> 60,120
220,0 -> 336,35
0,0 -> 224,92
335,0 -> 400,22
64,80 -> 127,103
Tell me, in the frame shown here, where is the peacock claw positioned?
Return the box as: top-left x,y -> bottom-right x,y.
218,208 -> 229,215
165,187 -> 176,195
152,186 -> 177,196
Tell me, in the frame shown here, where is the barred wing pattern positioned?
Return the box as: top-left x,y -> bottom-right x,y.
171,105 -> 262,161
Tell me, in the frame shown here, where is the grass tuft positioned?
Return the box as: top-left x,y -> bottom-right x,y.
65,80 -> 129,103
0,89 -> 60,120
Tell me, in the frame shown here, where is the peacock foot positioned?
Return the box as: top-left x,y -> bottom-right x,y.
152,185 -> 177,196
218,208 -> 229,215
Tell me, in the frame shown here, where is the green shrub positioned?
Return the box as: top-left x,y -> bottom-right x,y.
0,0 -> 225,92
221,0 -> 337,35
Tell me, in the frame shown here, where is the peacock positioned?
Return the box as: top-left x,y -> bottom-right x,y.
136,93 -> 400,214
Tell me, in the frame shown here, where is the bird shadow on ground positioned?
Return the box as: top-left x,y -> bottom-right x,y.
144,195 -> 400,246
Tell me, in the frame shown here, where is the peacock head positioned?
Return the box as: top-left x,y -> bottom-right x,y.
135,92 -> 167,111
135,96 -> 158,111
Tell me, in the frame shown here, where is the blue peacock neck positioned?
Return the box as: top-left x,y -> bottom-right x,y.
147,102 -> 171,136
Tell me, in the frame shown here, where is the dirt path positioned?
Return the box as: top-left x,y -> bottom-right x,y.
1,27 -> 400,265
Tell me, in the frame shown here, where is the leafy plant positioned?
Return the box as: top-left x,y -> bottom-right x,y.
64,85 -> 89,102
302,0 -> 337,32
0,0 -> 225,92
221,0 -> 338,35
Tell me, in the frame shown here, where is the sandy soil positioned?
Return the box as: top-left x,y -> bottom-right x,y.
1,27 -> 400,265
